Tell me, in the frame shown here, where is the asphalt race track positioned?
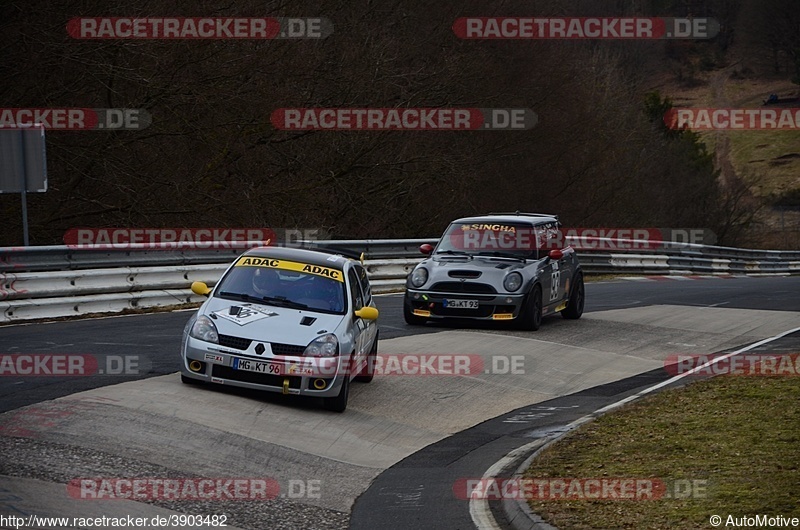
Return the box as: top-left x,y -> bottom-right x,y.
1,276 -> 799,529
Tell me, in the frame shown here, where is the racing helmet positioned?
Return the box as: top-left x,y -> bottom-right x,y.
252,268 -> 279,296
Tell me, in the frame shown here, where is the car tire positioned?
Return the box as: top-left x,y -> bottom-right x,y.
355,333 -> 378,383
561,272 -> 585,320
181,374 -> 203,385
403,297 -> 427,325
519,285 -> 543,331
323,365 -> 351,412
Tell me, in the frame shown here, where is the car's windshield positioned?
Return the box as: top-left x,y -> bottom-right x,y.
215,257 -> 346,314
435,222 -> 541,259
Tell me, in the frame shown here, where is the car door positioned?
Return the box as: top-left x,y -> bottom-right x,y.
558,248 -> 576,305
548,223 -> 575,305
354,263 -> 378,347
347,268 -> 368,371
536,222 -> 564,307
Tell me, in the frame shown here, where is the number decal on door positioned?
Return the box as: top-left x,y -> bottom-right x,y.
550,262 -> 560,302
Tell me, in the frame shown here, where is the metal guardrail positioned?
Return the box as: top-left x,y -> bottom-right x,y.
0,241 -> 439,322
0,239 -> 439,273
0,260 -> 419,322
1,238 -> 798,322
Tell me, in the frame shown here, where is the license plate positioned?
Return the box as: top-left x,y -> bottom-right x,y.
443,299 -> 479,309
232,357 -> 284,375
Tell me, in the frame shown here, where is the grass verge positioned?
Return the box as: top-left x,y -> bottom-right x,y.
525,376 -> 800,529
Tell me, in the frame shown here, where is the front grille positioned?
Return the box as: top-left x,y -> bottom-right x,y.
448,270 -> 482,279
218,335 -> 252,350
217,335 -> 305,356
271,343 -> 306,356
430,282 -> 497,294
212,365 -> 302,388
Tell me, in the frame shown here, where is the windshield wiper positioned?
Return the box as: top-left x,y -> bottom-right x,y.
475,251 -> 527,261
218,291 -> 309,310
435,249 -> 472,258
219,291 -> 262,303
259,296 -> 309,310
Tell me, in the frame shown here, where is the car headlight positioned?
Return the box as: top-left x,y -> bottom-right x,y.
504,272 -> 523,292
410,267 -> 429,288
304,333 -> 339,357
189,315 -> 219,343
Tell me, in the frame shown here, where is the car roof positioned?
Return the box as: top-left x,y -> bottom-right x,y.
242,246 -> 352,270
451,214 -> 558,226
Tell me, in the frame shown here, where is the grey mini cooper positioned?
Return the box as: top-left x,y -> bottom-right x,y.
404,213 -> 584,330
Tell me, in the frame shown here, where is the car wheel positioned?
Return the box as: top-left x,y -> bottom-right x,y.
181,374 -> 203,385
355,332 -> 378,383
403,297 -> 427,325
323,365 -> 351,412
519,285 -> 543,331
562,272 -> 585,320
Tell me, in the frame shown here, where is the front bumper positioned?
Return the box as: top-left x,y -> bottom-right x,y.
405,288 -> 526,320
180,336 -> 346,397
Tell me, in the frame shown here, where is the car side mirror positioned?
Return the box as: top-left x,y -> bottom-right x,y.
548,249 -> 564,261
191,281 -> 212,297
419,244 -> 434,255
354,306 -> 379,320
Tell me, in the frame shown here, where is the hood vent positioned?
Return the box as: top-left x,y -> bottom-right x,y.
448,270 -> 481,279
494,263 -> 512,269
300,316 -> 317,326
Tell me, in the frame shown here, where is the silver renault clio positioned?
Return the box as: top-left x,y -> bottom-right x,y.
181,246 -> 378,412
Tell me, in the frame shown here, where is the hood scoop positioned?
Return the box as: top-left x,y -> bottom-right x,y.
448,270 -> 481,279
300,316 -> 317,326
494,263 -> 513,270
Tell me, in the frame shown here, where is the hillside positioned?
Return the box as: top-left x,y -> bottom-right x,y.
0,0 -> 798,248
652,0 -> 800,248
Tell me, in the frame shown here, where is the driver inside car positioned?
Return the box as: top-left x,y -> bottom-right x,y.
251,268 -> 280,297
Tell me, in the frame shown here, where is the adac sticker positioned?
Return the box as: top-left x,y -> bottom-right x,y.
213,305 -> 277,326
234,256 -> 344,282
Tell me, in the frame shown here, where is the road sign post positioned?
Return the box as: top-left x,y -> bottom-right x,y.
0,126 -> 47,245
